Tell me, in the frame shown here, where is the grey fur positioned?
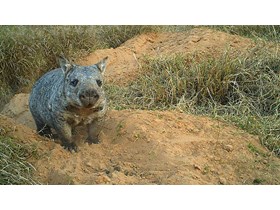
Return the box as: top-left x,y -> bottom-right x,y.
29,56 -> 108,152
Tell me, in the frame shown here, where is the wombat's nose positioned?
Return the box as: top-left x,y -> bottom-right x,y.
79,89 -> 99,107
80,89 -> 99,100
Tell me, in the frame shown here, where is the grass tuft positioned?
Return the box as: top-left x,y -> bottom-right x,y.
210,25 -> 280,42
0,134 -> 39,184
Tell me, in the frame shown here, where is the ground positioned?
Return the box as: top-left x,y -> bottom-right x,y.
1,28 -> 280,184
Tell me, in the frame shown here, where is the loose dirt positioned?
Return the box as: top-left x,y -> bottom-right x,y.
1,28 -> 279,184
78,27 -> 254,86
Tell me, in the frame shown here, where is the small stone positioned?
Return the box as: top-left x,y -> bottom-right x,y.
224,144 -> 234,152
192,175 -> 199,179
85,162 -> 93,167
263,160 -> 268,164
95,175 -> 111,184
191,36 -> 202,43
219,177 -> 227,185
193,164 -> 202,171
208,155 -> 214,159
97,163 -> 107,170
214,157 -> 221,161
114,165 -> 122,172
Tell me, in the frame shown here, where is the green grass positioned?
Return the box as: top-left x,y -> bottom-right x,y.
0,134 -> 39,184
248,143 -> 268,157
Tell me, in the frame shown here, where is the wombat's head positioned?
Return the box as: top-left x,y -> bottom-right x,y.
59,56 -> 108,109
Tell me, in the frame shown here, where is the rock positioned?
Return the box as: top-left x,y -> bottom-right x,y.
193,164 -> 202,171
223,144 -> 234,152
113,165 -> 122,172
95,174 -> 111,184
97,163 -> 107,170
1,93 -> 35,129
85,162 -> 93,168
219,177 -> 227,185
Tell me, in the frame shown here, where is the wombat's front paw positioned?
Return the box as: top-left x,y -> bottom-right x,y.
63,142 -> 78,152
86,137 -> 100,145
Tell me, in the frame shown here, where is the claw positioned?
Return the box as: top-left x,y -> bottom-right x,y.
63,142 -> 78,152
86,137 -> 100,145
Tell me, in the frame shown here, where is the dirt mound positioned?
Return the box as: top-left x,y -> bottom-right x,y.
1,94 -> 280,184
1,28 -> 279,184
79,28 -> 254,85
1,93 -> 35,129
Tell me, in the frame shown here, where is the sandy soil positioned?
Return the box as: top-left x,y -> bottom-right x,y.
1,28 -> 279,184
78,27 -> 254,86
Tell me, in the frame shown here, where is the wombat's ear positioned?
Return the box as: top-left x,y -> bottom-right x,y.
59,55 -> 72,74
96,56 -> 108,75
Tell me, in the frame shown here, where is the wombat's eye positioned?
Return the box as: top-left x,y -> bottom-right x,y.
96,79 -> 102,87
70,79 -> 79,87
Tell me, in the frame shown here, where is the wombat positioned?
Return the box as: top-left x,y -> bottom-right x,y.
29,56 -> 108,152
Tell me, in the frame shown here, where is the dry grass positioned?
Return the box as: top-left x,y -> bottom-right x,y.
0,134 -> 39,184
0,25 -> 160,109
106,44 -> 280,156
211,25 -> 280,42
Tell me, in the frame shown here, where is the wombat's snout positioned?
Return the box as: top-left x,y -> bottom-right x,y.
79,89 -> 99,107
